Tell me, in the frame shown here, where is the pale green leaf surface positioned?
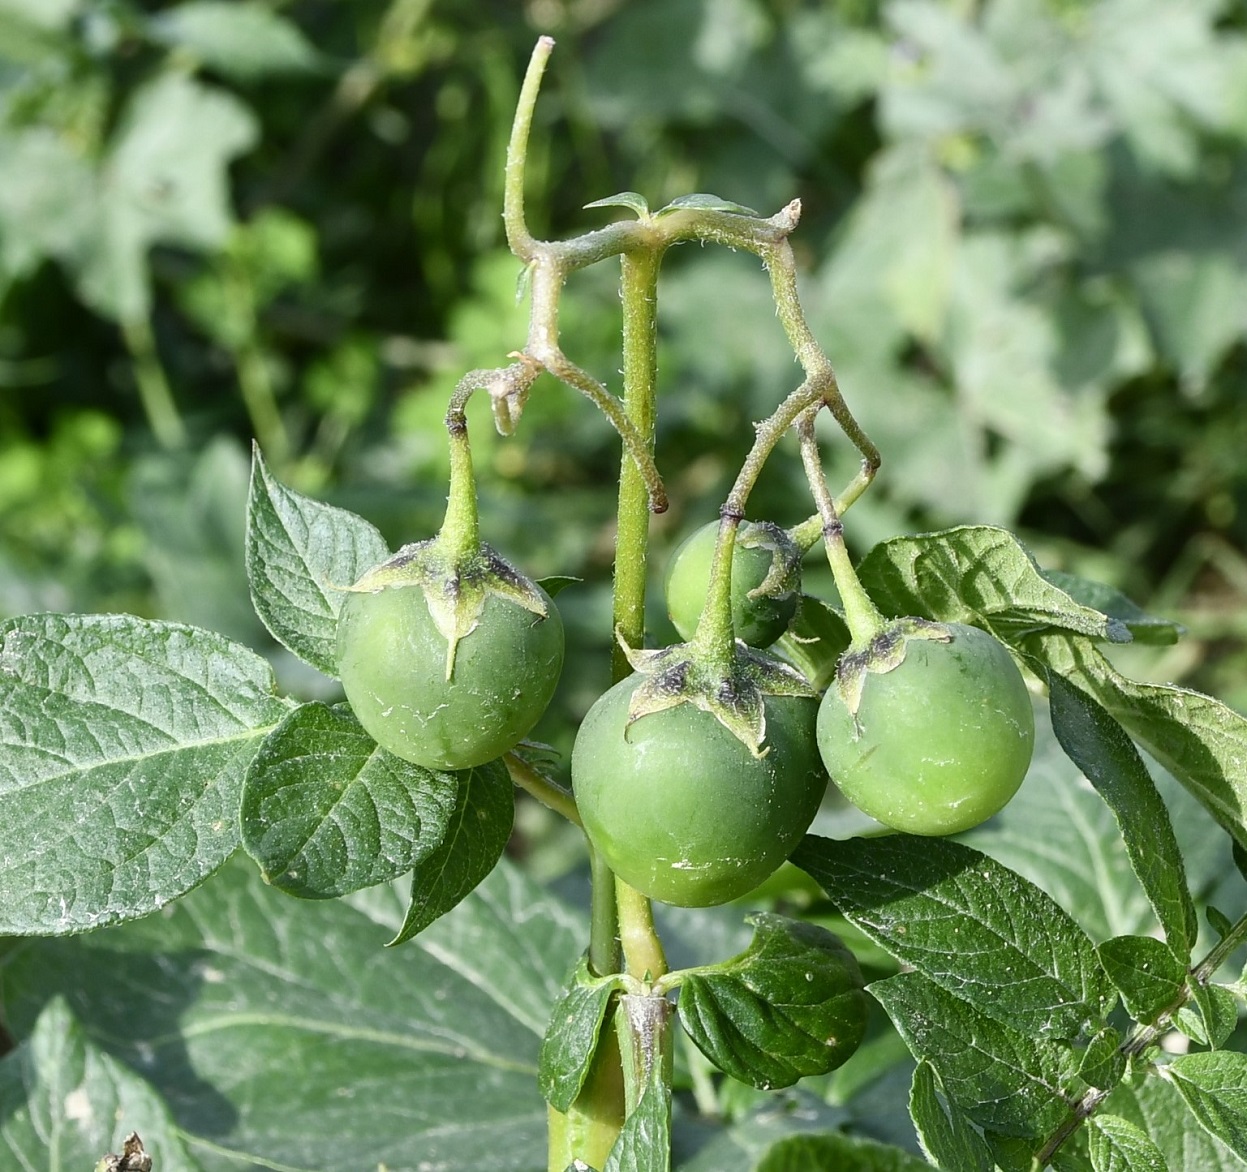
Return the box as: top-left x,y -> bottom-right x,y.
909,1060 -> 994,1172
1039,571 -> 1182,646
1164,1052 -> 1247,1161
245,445 -> 391,676
676,1093 -> 850,1172
1087,1114 -> 1169,1172
656,193 -> 759,217
150,1 -> 320,80
0,130 -> 95,277
1026,633 -> 1247,848
0,997 -> 201,1172
584,191 -> 650,216
74,74 -> 257,320
870,972 -> 1073,1138
857,525 -> 1128,644
1047,674 -> 1197,956
1107,1074 -> 1244,1171
1174,984 -> 1239,1050
389,755 -> 515,945
969,700 -> 1237,945
1,857 -> 575,1171
240,701 -> 462,898
792,833 -> 1111,1039
0,613 -> 291,934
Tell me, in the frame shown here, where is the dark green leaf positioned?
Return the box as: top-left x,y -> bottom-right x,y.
755,1130 -> 931,1171
240,701 -> 461,898
1095,936 -> 1187,1022
1039,571 -> 1182,646
1175,985 -> 1239,1050
870,972 -> 1074,1138
792,834 -> 1112,1039
3,857 -> 573,1170
245,444 -> 391,677
388,756 -> 514,945
1087,1114 -> 1169,1172
1164,1052 -> 1247,1160
857,526 -> 1132,644
538,574 -> 583,597
1207,906 -> 1234,940
775,595 -> 851,690
655,193 -> 759,217
0,997 -> 201,1170
674,913 -> 868,1090
149,0 -> 320,80
1047,674 -> 1198,958
539,954 -> 623,1112
584,191 -> 650,216
909,1060 -> 994,1172
0,612 -> 291,934
1026,633 -> 1247,849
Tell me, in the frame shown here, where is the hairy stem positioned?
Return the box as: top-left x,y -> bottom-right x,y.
504,752 -> 579,826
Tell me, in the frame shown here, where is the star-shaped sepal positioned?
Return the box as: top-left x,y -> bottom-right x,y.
617,632 -> 817,758
346,538 -> 549,679
832,617 -> 951,719
740,520 -> 802,606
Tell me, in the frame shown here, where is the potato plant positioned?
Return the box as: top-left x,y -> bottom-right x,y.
4,36 -> 1247,1172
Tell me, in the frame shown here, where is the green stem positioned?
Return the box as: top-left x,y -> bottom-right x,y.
504,753 -> 580,826
504,36 -> 554,262
440,407 -> 481,564
798,410 -> 885,644
121,317 -> 186,450
1034,908 -> 1247,1167
237,340 -> 290,468
588,844 -> 621,977
611,246 -> 665,678
616,880 -> 667,985
689,513 -> 741,673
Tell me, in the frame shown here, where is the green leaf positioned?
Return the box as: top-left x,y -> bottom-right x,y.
1047,674 -> 1198,957
0,612 -> 291,934
240,701 -> 463,898
775,594 -> 851,690
0,130 -> 96,278
1095,936 -> 1187,1022
676,1092 -> 851,1172
245,443 -> 391,676
1164,1051 -> 1247,1160
1039,570 -> 1182,646
870,972 -> 1074,1138
73,73 -> 258,321
584,191 -> 651,217
857,525 -> 1131,644
603,1041 -> 672,1172
1175,984 -> 1239,1050
1087,1114 -> 1169,1172
3,857 -> 573,1170
539,954 -> 623,1112
909,1060 -> 994,1172
754,1130 -> 932,1171
1026,633 -> 1247,849
0,997 -> 201,1171
792,834 -> 1112,1040
149,1 -> 320,80
1079,1025 -> 1127,1092
674,913 -> 868,1091
1107,1072 -> 1243,1171
388,757 -> 515,945
655,193 -> 760,217
538,574 -> 583,597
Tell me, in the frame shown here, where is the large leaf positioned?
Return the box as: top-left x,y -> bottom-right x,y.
1026,632 -> 1247,848
792,834 -> 1112,1040
1,857 -> 578,1171
1106,1073 -> 1244,1171
1039,570 -> 1182,646
0,997 -> 201,1171
74,73 -> 258,321
674,913 -> 868,1091
676,1093 -> 852,1172
1046,673 -> 1197,957
149,0 -> 320,80
870,972 -> 1075,1139
0,612 -> 291,934
245,444 -> 390,676
856,525 -> 1129,644
240,701 -> 464,898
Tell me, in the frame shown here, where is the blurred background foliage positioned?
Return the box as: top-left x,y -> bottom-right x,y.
2,0 -> 1247,738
